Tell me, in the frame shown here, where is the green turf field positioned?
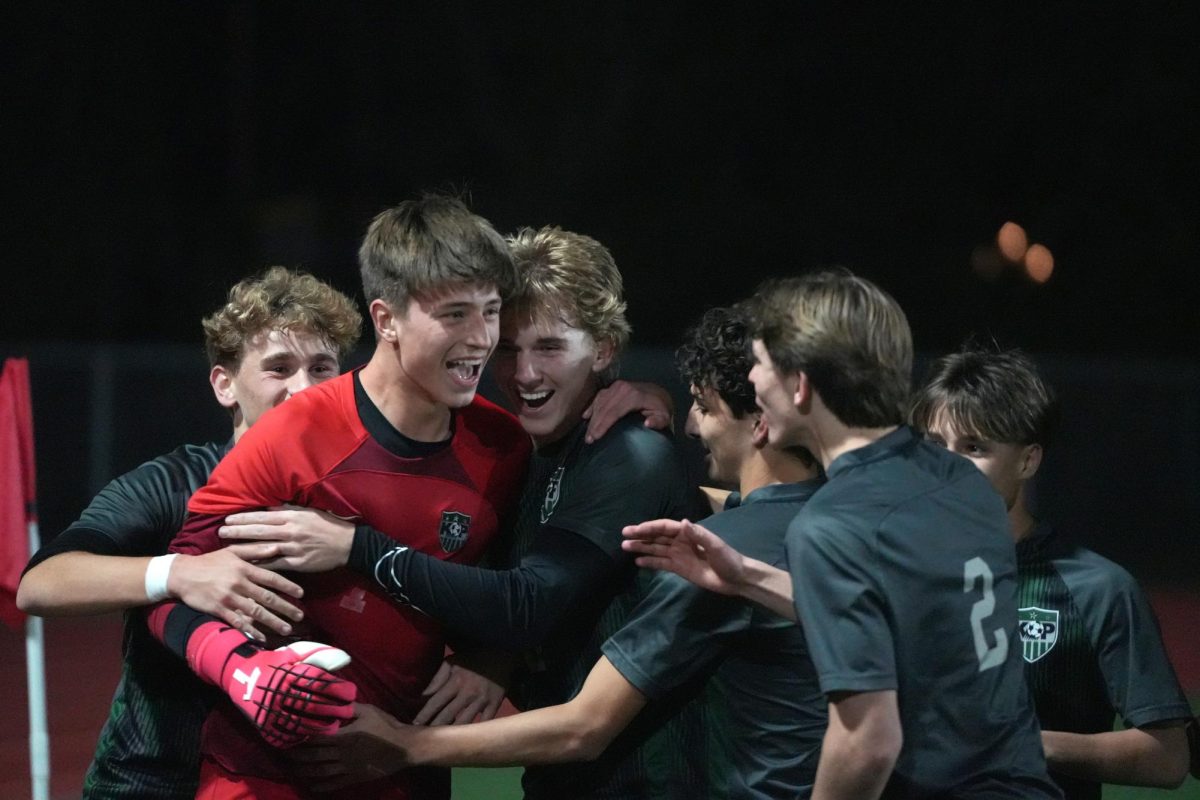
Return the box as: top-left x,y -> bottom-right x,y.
450,697 -> 1199,799
451,766 -> 523,799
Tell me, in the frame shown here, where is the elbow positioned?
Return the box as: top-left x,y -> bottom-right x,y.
845,718 -> 902,776
1152,738 -> 1189,789
555,703 -> 621,763
15,575 -> 49,616
863,729 -> 903,775
1147,726 -> 1190,788
560,723 -> 614,762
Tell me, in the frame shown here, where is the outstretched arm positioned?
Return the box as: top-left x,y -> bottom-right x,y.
1041,723 -> 1188,789
289,656 -> 646,792
19,549 -> 304,638
222,507 -> 620,652
621,518 -> 797,620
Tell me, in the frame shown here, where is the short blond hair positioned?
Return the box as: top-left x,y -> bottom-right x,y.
202,266 -> 362,370
747,269 -> 912,427
506,227 -> 631,383
358,194 -> 516,310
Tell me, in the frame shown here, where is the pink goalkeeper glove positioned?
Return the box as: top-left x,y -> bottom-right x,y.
186,621 -> 357,747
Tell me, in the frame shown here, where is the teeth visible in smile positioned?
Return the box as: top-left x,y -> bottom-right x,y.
520,390 -> 553,409
447,360 -> 481,380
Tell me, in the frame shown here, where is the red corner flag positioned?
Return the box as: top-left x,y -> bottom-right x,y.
0,358 -> 36,630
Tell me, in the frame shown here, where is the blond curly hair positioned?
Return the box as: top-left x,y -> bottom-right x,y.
202,266 -> 362,370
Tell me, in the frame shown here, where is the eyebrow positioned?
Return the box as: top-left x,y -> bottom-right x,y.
259,351 -> 336,367
258,351 -> 298,366
437,297 -> 502,311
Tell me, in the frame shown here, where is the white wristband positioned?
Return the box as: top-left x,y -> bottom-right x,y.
144,553 -> 179,603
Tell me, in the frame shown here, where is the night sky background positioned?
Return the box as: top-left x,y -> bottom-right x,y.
5,3 -> 1197,355
3,4 -> 1198,583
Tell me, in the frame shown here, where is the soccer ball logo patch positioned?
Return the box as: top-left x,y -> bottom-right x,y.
439,511 -> 471,553
1018,606 -> 1059,663
541,467 -> 565,524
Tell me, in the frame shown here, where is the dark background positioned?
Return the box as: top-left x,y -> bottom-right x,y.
3,4 -> 1197,584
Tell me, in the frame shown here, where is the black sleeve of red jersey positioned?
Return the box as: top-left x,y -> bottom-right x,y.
348,523 -> 619,651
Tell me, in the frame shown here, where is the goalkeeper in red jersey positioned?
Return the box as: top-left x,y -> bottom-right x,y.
146,194 -> 531,800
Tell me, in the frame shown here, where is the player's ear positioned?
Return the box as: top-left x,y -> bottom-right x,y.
591,337 -> 615,374
210,364 -> 238,410
793,371 -> 813,413
751,413 -> 769,448
370,298 -> 401,344
1018,443 -> 1043,480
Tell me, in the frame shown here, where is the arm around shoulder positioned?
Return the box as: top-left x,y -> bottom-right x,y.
17,551 -> 156,615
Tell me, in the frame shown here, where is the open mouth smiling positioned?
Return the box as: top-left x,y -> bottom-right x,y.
520,390 -> 554,409
447,359 -> 482,381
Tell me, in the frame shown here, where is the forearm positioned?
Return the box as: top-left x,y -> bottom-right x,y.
812,691 -> 901,800
408,657 -> 642,766
1042,725 -> 1189,788
738,558 -> 798,621
17,552 -> 155,615
349,525 -> 615,650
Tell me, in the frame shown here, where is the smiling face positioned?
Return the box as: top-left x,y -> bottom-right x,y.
685,385 -> 757,489
212,327 -> 340,439
376,283 -> 502,411
492,313 -> 612,448
749,339 -> 804,448
923,411 -> 1039,510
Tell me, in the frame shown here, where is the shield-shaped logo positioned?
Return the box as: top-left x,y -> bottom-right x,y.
439,511 -> 471,553
540,467 -> 565,523
1018,606 -> 1059,663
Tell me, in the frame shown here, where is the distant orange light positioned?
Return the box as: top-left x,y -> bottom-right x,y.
1024,244 -> 1054,283
996,222 -> 1028,263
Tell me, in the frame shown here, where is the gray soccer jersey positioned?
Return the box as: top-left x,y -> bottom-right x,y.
788,426 -> 1060,798
1017,522 -> 1191,800
604,480 -> 827,799
508,415 -> 704,799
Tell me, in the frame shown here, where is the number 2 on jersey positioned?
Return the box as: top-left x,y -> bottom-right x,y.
963,556 -> 1008,672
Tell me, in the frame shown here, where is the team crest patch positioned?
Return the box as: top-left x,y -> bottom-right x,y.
541,467 -> 565,524
1019,606 -> 1059,663
439,511 -> 471,553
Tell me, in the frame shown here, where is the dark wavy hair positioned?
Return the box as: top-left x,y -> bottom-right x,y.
676,306 -> 758,418
909,345 -> 1059,447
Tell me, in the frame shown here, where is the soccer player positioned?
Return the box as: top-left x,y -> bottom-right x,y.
624,270 -> 1060,799
223,226 -> 703,798
15,266 -> 362,799
287,305 -> 827,798
146,195 -> 531,799
909,346 -> 1191,798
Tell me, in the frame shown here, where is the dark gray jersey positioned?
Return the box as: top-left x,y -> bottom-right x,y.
25,441 -> 228,799
1017,523 -> 1191,800
604,480 -> 827,799
788,426 -> 1060,798
508,416 -> 703,799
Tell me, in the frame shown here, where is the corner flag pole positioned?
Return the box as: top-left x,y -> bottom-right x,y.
26,517 -> 49,800
1,358 -> 48,800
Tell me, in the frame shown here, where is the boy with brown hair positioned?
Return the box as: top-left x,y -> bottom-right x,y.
146,195 -> 531,799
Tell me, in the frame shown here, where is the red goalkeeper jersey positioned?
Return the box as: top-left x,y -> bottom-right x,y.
169,370 -> 529,798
